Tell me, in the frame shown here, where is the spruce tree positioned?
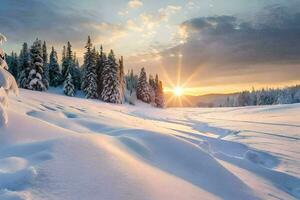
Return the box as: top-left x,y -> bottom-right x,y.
42,41 -> 49,82
61,45 -> 68,79
155,76 -> 165,108
70,52 -> 82,90
62,42 -> 73,80
118,56 -> 125,103
49,47 -> 63,87
136,67 -> 152,103
125,69 -> 138,105
7,52 -> 18,79
96,45 -> 106,97
18,43 -> 31,88
101,50 -> 122,103
148,74 -> 156,103
28,39 -> 48,91
125,69 -> 138,95
63,73 -> 75,96
82,36 -> 98,99
149,75 -> 156,91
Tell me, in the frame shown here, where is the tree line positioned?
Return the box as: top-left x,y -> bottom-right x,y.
221,85 -> 300,107
6,37 -> 165,107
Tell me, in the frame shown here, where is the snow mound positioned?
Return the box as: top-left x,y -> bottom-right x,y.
0,89 -> 299,199
0,34 -> 19,125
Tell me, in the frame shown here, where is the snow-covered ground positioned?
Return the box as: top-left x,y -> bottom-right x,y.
0,89 -> 300,200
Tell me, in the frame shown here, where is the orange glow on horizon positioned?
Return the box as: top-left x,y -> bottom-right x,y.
164,80 -> 300,96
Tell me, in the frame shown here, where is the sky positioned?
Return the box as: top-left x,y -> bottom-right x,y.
1,0 -> 300,95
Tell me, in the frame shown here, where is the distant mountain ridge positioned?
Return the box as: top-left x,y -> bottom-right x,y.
165,92 -> 238,107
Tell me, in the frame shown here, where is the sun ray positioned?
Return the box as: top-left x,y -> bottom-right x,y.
182,64 -> 205,88
176,49 -> 183,87
156,55 -> 176,88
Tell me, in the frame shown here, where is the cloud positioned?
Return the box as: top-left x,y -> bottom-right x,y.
128,5 -> 300,87
158,5 -> 182,21
136,5 -> 181,32
128,0 -> 143,9
0,0 -> 103,47
177,8 -> 300,65
92,23 -> 128,45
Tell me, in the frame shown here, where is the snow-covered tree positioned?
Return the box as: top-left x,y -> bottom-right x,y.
136,67 -> 152,103
155,79 -> 165,108
63,73 -> 75,97
149,75 -> 156,92
294,88 -> 300,103
277,89 -> 293,104
125,69 -> 138,94
0,34 -> 19,125
18,42 -> 31,88
62,42 -> 73,80
154,74 -> 164,108
49,47 -> 63,87
82,37 -> 98,99
70,52 -> 82,90
101,50 -> 122,103
148,74 -> 156,104
28,38 -> 49,91
237,91 -> 251,106
124,69 -> 138,105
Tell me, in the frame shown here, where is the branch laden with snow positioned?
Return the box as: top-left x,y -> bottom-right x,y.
0,34 -> 19,125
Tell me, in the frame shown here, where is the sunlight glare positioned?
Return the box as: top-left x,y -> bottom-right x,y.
174,87 -> 183,97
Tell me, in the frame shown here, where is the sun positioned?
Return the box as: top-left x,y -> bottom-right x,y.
173,87 -> 184,97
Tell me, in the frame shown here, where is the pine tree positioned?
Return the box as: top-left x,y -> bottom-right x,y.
61,45 -> 67,78
125,69 -> 138,94
49,47 -> 63,87
149,75 -> 156,91
96,45 -> 106,97
294,88 -> 300,103
18,42 -> 31,88
70,52 -> 82,90
62,42 -> 73,80
63,73 -> 75,96
28,38 -> 48,91
7,52 -> 18,79
125,69 -> 138,105
155,77 -> 165,108
237,91 -> 251,106
118,56 -> 125,103
82,36 -> 98,99
148,74 -> 156,103
136,67 -> 152,103
42,41 -> 49,83
101,50 -> 122,103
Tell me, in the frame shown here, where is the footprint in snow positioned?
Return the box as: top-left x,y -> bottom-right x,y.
63,111 -> 78,119
0,141 -> 54,199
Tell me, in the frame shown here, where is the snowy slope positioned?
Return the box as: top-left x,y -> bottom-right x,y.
0,89 -> 300,200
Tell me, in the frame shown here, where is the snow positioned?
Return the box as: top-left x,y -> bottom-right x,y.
0,47 -> 19,125
0,88 -> 300,200
0,34 -> 6,45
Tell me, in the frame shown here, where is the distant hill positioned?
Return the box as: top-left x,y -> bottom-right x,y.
165,93 -> 238,107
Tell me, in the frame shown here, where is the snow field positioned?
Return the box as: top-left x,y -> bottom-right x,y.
0,89 -> 299,199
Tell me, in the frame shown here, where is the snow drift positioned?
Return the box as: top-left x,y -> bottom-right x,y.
0,34 -> 19,125
0,89 -> 299,200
